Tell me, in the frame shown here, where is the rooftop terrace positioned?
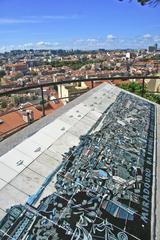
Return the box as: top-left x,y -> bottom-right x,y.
0,83 -> 159,240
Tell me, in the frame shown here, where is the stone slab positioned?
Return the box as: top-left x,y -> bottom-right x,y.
40,119 -> 71,141
0,162 -> 19,183
15,138 -> 45,160
10,168 -> 44,196
29,131 -> 54,149
0,149 -> 32,172
0,184 -> 27,211
48,132 -> 79,155
28,159 -> 59,178
0,179 -> 6,190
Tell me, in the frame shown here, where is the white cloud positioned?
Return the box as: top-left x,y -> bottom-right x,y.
23,43 -> 33,48
0,35 -> 159,52
36,41 -> 51,46
106,34 -> 116,41
87,38 -> 97,42
0,15 -> 80,25
0,18 -> 40,24
42,15 -> 79,20
143,34 -> 152,39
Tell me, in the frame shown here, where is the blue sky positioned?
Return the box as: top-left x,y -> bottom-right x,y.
0,0 -> 160,51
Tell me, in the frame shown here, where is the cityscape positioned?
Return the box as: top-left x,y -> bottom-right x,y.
0,0 -> 159,239
0,91 -> 155,239
0,47 -> 160,139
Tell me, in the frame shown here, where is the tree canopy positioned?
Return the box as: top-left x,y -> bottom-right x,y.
119,82 -> 160,104
0,70 -> 6,78
119,0 -> 160,6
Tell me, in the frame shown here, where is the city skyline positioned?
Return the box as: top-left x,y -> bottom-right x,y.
0,0 -> 160,52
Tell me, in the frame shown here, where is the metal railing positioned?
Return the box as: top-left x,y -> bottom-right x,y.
0,75 -> 160,140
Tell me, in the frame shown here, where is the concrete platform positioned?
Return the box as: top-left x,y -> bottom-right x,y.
0,83 -> 159,240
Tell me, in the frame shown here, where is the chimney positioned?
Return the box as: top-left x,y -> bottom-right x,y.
22,110 -> 34,124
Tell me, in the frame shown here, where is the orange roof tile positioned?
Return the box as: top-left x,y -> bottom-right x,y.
0,111 -> 26,136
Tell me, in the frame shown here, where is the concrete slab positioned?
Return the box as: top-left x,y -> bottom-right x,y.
75,104 -> 91,115
0,149 -> 32,172
48,132 -> 80,155
43,149 -> 63,163
59,113 -> 78,127
0,209 -> 6,220
65,108 -> 85,121
94,103 -> 112,113
0,179 -> 6,190
15,138 -> 45,160
29,131 -> 54,149
80,115 -> 97,127
68,119 -> 91,138
28,159 -> 59,178
10,168 -> 44,196
0,184 -> 27,211
41,119 -> 71,141
0,162 -> 19,183
36,150 -> 62,166
85,110 -> 101,122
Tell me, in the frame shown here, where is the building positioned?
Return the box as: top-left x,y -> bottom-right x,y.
145,78 -> 160,92
148,44 -> 158,53
58,81 -> 89,104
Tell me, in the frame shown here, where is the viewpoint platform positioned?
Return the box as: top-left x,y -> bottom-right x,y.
0,83 -> 159,240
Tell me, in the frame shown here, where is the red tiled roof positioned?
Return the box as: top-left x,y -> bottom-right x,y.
0,111 -> 26,136
0,100 -> 64,138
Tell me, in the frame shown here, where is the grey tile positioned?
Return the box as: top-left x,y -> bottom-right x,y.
10,168 -> 44,196
0,184 -> 27,211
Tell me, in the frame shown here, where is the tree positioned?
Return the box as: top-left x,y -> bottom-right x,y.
0,70 -> 6,78
1,101 -> 7,108
119,0 -> 160,6
119,82 -> 160,104
119,82 -> 146,96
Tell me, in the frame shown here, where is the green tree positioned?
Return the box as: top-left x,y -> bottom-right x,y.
119,82 -> 160,104
0,70 -> 6,78
119,82 -> 146,96
1,101 -> 7,108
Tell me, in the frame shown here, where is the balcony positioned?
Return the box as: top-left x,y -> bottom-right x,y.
0,76 -> 160,141
0,79 -> 160,240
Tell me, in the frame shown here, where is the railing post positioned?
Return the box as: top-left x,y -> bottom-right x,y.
40,85 -> 45,117
141,77 -> 145,97
91,80 -> 94,88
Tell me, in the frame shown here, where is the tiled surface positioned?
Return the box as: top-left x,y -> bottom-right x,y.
0,149 -> 32,172
10,168 -> 45,196
40,119 -> 71,141
15,138 -> 45,160
0,184 -> 28,211
37,149 -> 62,164
68,119 -> 92,138
0,162 -> 18,184
0,179 -> 6,190
48,132 -> 80,155
28,158 -> 59,177
29,131 -> 54,149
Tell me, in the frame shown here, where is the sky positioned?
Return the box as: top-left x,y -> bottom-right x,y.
0,0 -> 160,51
